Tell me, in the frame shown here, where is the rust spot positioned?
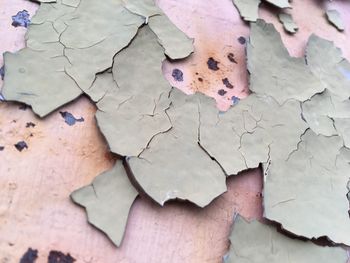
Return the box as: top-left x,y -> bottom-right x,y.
222,78 -> 234,89
198,77 -> 203,82
207,57 -> 220,71
227,53 -> 237,64
238,36 -> 246,45
218,89 -> 227,96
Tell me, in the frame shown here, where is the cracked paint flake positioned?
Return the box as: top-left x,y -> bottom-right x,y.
224,216 -> 348,263
232,0 -> 261,22
95,26 -> 172,157
199,93 -> 307,175
3,0 -> 193,117
326,9 -> 345,32
2,0 -> 143,116
264,129 -> 350,245
247,19 -> 324,104
305,35 -> 350,101
71,161 -> 138,247
278,13 -> 298,34
127,88 -> 227,207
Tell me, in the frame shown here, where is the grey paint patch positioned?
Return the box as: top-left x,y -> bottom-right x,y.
59,111 -> 84,126
12,10 -> 30,28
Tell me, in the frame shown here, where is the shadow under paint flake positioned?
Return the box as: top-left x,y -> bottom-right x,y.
0,66 -> 4,80
20,248 -> 38,263
60,111 -> 84,126
12,10 -> 30,28
48,250 -> 75,263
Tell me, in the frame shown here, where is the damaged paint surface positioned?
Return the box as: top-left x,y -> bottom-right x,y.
261,25 -> 350,244
278,13 -> 298,33
326,9 -> 344,31
127,88 -> 227,207
96,26 -> 172,157
247,20 -> 323,103
71,161 -> 138,247
232,0 -> 261,22
199,93 -> 307,176
224,216 -> 348,263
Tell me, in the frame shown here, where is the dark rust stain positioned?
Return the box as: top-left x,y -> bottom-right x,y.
222,78 -> 234,89
48,251 -> 75,263
14,141 -> 28,152
238,36 -> 246,45
198,77 -> 203,82
218,89 -> 227,96
20,248 -> 38,263
26,122 -> 36,128
172,68 -> 184,82
227,53 -> 237,64
207,57 -> 220,71
0,146 -> 4,151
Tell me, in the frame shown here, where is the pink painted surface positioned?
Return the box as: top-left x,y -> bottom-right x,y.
0,0 -> 349,262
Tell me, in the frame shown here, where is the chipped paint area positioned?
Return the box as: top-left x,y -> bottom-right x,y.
158,0 -> 250,111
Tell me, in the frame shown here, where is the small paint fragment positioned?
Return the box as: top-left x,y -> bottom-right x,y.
172,68 -> 184,81
12,10 -> 30,28
0,66 -> 4,80
222,78 -> 234,89
198,77 -> 203,82
59,111 -> 84,126
207,57 -> 220,71
14,141 -> 28,152
0,146 -> 4,151
326,9 -> 344,31
0,93 -> 4,101
227,53 -> 237,64
238,36 -> 246,45
231,96 -> 240,105
26,122 -> 36,128
218,89 -> 227,96
20,248 -> 38,263
48,251 -> 75,263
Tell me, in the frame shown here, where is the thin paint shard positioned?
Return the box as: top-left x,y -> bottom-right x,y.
224,216 -> 348,263
326,9 -> 345,31
71,161 -> 138,247
247,20 -> 323,103
278,13 -> 298,33
264,0 -> 290,8
232,0 -> 261,22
